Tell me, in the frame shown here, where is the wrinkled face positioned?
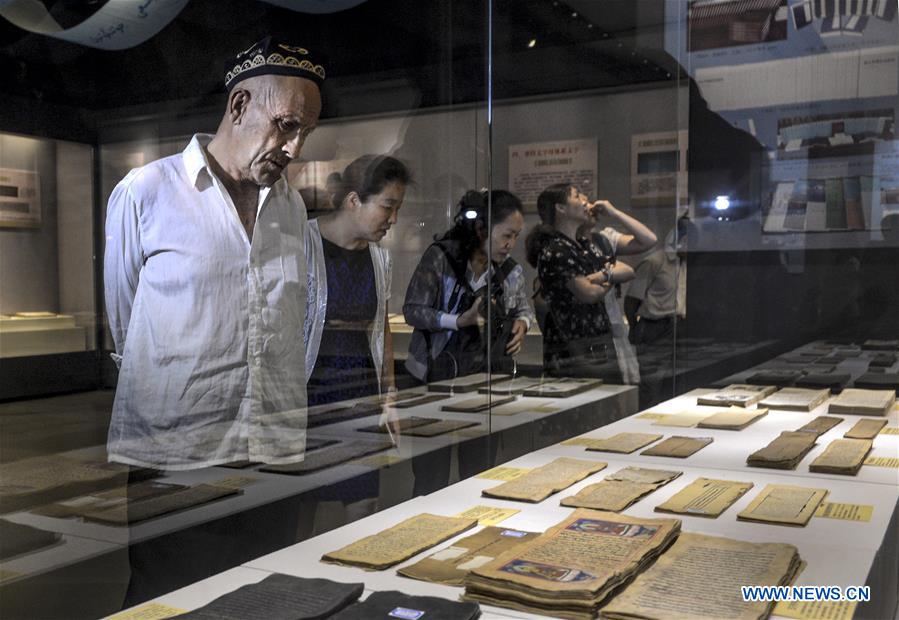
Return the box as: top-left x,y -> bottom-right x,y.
559,185 -> 592,224
233,76 -> 322,186
354,181 -> 406,242
488,210 -> 524,263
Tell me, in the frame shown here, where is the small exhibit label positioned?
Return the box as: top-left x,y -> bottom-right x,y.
389,607 -> 425,620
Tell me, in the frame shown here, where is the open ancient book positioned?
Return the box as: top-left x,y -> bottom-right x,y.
601,533 -> 802,620
463,509 -> 681,620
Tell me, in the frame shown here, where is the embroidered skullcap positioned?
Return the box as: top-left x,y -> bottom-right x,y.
225,36 -> 326,91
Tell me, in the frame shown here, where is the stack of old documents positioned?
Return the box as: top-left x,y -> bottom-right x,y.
463,509 -> 681,619
759,387 -> 830,412
697,384 -> 777,407
601,533 -> 802,620
747,431 -> 818,469
321,514 -> 477,570
482,458 -> 607,503
560,467 -> 682,512
828,388 -> 896,416
809,438 -> 873,475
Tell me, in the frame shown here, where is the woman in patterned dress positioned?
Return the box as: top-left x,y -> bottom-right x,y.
525,183 -> 631,381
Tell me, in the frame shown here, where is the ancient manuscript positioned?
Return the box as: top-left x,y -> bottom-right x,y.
828,388 -> 895,416
696,407 -> 768,430
463,509 -> 681,619
560,468 -> 682,512
601,533 -> 802,620
640,436 -> 713,458
809,438 -> 872,475
584,433 -> 663,454
321,513 -> 478,570
747,432 -> 817,470
655,478 -> 753,518
737,484 -> 828,526
843,418 -> 887,440
482,458 -> 607,503
759,387 -> 830,412
398,526 -> 539,586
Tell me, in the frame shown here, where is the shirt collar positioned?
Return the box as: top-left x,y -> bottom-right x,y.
181,133 -> 285,197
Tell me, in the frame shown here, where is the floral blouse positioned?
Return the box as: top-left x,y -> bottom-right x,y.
537,231 -> 612,351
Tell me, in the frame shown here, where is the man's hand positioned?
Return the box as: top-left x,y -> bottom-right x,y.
379,391 -> 401,447
505,319 -> 528,355
456,296 -> 485,328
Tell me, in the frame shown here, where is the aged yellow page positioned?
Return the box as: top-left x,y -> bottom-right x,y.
321,513 -> 477,569
737,484 -> 828,526
655,478 -> 753,518
602,533 -> 801,620
482,458 -> 607,503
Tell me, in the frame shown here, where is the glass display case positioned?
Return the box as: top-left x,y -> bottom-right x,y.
0,1 -> 896,619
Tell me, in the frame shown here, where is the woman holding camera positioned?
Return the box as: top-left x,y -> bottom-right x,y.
403,189 -> 535,382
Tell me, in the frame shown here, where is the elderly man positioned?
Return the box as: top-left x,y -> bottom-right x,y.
104,38 -> 324,470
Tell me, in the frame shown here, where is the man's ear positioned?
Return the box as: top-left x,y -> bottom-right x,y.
228,88 -> 251,125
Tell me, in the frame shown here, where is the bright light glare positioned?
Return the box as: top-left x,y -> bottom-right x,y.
714,195 -> 730,211
464,209 -> 478,220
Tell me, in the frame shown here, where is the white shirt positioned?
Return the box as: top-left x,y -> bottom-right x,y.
104,134 -> 308,470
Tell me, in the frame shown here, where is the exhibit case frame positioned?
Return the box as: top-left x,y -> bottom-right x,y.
0,0 -> 897,618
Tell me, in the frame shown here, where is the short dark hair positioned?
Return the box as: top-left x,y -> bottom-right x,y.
332,155 -> 411,208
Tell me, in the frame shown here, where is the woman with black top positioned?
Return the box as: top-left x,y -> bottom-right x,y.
526,183 -> 649,382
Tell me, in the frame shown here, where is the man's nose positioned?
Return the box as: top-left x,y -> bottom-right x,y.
284,134 -> 304,159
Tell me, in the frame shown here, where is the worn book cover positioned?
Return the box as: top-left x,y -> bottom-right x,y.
697,407 -> 768,430
655,478 -> 753,518
843,418 -> 887,440
641,436 -> 713,458
697,385 -> 777,408
321,513 -> 478,570
737,484 -> 828,527
828,388 -> 895,416
747,431 -> 817,470
482,457 -> 607,503
398,526 -> 539,586
759,387 -> 830,412
795,416 -> 844,438
584,433 -> 663,454
809,438 -> 873,475
560,468 -> 682,512
463,509 -> 681,619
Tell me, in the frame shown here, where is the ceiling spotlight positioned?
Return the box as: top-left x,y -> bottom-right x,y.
464,209 -> 478,220
571,11 -> 578,17
528,38 -> 537,48
714,195 -> 731,211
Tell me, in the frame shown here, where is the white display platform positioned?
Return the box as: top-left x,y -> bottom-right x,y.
104,382 -> 899,620
0,314 -> 87,358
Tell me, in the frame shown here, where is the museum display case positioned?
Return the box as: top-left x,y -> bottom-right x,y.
0,1 -> 896,618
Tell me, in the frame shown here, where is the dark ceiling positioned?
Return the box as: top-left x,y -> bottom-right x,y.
0,0 -> 680,121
